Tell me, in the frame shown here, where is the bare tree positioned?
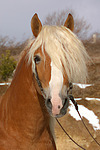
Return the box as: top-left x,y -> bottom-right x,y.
0,36 -> 28,56
44,9 -> 90,40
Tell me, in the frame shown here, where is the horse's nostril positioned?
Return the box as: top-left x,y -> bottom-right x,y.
48,99 -> 51,102
46,98 -> 52,109
58,105 -> 61,109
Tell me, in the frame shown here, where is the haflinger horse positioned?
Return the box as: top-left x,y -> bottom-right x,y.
0,13 -> 89,150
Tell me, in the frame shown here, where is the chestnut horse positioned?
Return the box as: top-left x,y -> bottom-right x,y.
0,13 -> 89,150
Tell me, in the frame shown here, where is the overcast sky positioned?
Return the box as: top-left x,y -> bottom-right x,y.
0,0 -> 100,42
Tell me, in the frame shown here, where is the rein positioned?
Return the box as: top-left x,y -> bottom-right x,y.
56,95 -> 100,149
69,94 -> 100,147
33,63 -> 100,149
56,118 -> 86,150
56,84 -> 100,149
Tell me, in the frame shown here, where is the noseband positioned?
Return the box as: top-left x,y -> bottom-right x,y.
33,62 -> 100,149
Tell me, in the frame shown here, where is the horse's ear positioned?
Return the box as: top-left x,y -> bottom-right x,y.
64,13 -> 74,32
31,13 -> 42,37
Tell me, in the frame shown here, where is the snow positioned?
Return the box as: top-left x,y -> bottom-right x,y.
85,97 -> 100,101
75,97 -> 100,102
0,83 -> 10,86
73,83 -> 93,89
69,102 -> 100,130
75,98 -> 82,101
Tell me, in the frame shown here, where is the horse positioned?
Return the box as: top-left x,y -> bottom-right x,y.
0,13 -> 89,150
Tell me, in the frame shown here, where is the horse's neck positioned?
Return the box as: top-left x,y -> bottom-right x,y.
0,51 -> 51,141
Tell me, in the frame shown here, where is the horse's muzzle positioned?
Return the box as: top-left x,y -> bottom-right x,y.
45,97 -> 69,118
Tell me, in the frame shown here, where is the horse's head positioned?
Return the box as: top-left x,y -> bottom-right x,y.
29,13 -> 88,118
32,45 -> 70,118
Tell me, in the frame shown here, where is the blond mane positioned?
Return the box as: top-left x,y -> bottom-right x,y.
28,25 -> 89,83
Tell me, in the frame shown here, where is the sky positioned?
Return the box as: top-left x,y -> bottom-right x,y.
0,0 -> 100,42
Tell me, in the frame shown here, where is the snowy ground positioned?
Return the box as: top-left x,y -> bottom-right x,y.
69,83 -> 100,131
69,101 -> 100,130
0,83 -> 10,86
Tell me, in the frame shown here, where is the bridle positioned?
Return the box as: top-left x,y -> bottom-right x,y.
33,64 -> 46,98
33,58 -> 100,150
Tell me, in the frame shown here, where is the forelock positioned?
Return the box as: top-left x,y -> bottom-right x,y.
28,25 -> 89,83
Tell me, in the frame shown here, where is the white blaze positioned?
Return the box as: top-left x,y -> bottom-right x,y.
49,62 -> 63,116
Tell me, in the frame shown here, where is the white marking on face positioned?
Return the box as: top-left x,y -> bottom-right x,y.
49,62 -> 63,116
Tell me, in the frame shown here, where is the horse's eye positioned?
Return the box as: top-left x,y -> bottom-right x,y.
34,55 -> 41,64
